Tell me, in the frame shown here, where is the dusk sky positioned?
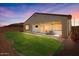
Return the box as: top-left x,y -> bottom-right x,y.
0,3 -> 79,26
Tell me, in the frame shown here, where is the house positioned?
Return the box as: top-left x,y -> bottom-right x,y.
24,13 -> 72,39
0,23 -> 24,33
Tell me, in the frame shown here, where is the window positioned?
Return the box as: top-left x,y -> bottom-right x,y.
52,21 -> 62,35
52,21 -> 62,31
25,25 -> 29,30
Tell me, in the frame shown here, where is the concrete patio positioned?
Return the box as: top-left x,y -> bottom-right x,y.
54,39 -> 79,56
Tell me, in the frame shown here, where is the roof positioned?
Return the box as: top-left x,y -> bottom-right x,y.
4,23 -> 24,27
34,13 -> 72,17
24,12 -> 72,24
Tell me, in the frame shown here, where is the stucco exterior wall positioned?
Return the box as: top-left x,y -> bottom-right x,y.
24,13 -> 71,38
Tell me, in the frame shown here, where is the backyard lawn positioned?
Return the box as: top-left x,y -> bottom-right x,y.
5,32 -> 63,56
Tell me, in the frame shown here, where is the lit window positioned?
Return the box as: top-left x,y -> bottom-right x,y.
52,21 -> 62,31
25,25 -> 29,30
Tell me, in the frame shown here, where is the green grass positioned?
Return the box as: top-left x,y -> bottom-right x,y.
5,32 -> 63,56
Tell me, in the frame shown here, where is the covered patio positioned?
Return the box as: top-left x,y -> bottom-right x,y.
32,21 -> 62,37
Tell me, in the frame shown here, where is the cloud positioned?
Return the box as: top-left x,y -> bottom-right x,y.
0,3 -> 79,26
0,7 -> 17,17
71,8 -> 79,19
